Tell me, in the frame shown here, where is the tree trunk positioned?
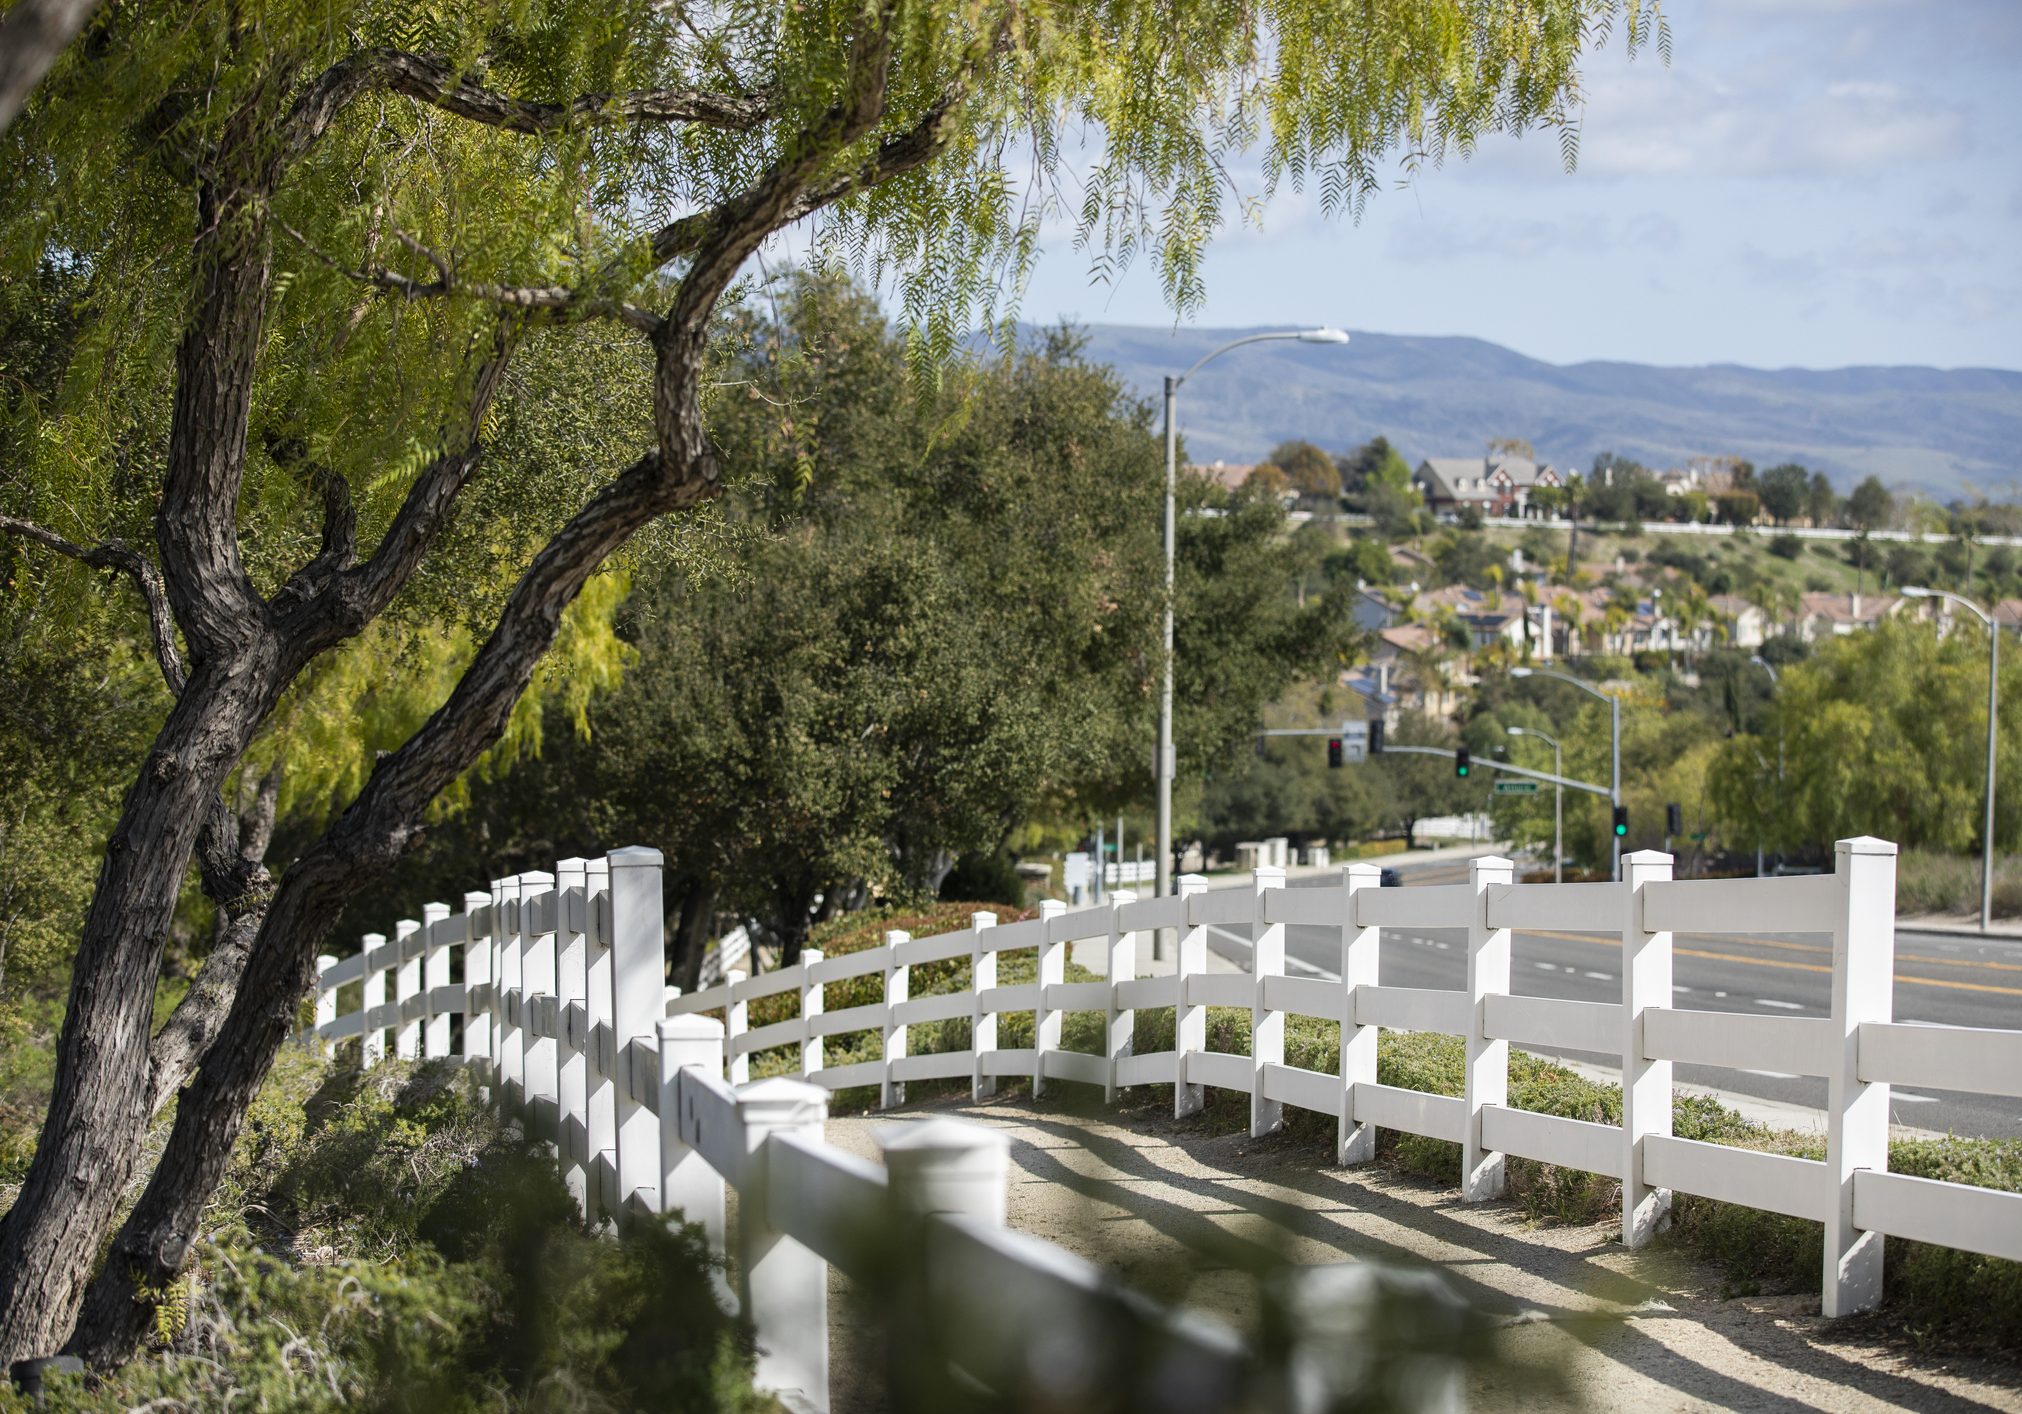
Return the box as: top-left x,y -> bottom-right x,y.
0,661 -> 277,1364
668,881 -> 715,993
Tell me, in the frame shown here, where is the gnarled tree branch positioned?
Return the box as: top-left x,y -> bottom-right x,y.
0,513 -> 186,692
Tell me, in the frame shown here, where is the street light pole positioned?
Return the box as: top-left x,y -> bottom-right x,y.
1156,328 -> 1349,937
1511,666 -> 1623,880
1749,655 -> 1781,879
1905,587 -> 1999,931
1508,725 -> 1562,883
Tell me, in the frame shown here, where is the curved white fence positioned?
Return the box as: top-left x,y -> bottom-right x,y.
312,835 -> 2022,1396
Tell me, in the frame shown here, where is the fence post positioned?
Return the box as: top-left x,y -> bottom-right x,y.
422,903 -> 452,1059
463,891 -> 494,1080
556,857 -> 590,1215
738,1077 -> 831,1409
879,1116 -> 1011,1227
802,946 -> 825,1082
1250,865 -> 1287,1138
584,857 -> 618,1221
1339,862 -> 1382,1165
727,967 -> 750,1085
1174,874 -> 1208,1118
1825,836 -> 1896,1316
1621,850 -> 1674,1247
314,955 -> 337,1058
882,931 -> 910,1107
969,912 -> 999,1102
393,918 -> 422,1059
497,874 -> 526,1108
1463,854 -> 1515,1202
609,846 -> 665,1220
1032,898 -> 1067,1099
658,1014 -> 731,1309
1104,891 -> 1137,1105
520,870 -> 558,1140
360,932 -> 387,1069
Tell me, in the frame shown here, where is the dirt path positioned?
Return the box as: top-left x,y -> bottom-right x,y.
819,1091 -> 2022,1413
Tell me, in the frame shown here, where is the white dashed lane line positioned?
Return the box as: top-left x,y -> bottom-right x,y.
1756,998 -> 1805,1010
1582,970 -> 1613,981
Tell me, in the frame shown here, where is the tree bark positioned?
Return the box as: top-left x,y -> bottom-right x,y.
0,166 -> 280,1365
0,0 -> 103,135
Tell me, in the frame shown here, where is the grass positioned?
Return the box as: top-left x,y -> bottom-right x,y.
748,906 -> 2021,1353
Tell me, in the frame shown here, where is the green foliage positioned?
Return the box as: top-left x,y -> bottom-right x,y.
1756,463 -> 1811,525
1709,619 -> 2022,856
1,1052 -> 770,1412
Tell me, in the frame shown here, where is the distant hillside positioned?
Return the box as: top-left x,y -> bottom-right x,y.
1064,324 -> 2022,499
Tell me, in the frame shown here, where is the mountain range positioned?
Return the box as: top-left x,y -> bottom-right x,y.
1063,324 -> 2022,499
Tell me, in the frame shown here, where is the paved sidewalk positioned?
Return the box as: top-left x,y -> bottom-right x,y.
824,1094 -> 2022,1414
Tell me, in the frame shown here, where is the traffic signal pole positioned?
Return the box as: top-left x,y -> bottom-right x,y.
1373,744 -> 1612,798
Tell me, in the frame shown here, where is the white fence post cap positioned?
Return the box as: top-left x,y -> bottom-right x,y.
1254,865 -> 1286,885
1622,848 -> 1673,866
736,1076 -> 828,1126
607,844 -> 665,869
1177,873 -> 1208,893
875,1117 -> 1010,1161
1344,861 -> 1381,881
659,1014 -> 726,1042
1837,836 -> 1898,857
1469,855 -> 1514,872
463,890 -> 491,909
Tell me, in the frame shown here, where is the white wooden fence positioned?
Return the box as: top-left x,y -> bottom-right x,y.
313,837 -> 2022,1402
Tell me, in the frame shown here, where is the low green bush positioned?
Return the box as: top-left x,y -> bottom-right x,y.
2,1053 -> 774,1413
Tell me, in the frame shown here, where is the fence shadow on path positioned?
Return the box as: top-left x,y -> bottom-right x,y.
847,1092 -> 2020,1414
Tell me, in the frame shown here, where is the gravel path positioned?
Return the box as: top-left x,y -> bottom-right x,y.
818,1090 -> 2022,1413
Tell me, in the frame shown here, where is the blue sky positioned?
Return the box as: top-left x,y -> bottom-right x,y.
1013,0 -> 2022,372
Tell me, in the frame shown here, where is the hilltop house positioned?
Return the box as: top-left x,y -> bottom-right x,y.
1413,453 -> 1564,519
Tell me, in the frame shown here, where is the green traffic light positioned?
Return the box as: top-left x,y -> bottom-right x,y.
1614,823 -> 1627,836
1457,765 -> 1468,776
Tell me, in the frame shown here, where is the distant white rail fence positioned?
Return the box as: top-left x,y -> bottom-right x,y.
313,838 -> 2022,1405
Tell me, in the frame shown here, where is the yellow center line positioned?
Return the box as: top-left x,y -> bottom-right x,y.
1519,931 -> 2022,997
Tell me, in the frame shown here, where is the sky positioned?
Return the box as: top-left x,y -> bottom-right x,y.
1008,0 -> 2022,372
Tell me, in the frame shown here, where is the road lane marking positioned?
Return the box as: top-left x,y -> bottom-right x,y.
1523,928 -> 2022,974
1523,930 -> 2022,996
1756,998 -> 1805,1010
1582,970 -> 1613,981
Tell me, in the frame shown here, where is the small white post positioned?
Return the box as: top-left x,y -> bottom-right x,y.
1339,863 -> 1382,1165
738,1078 -> 830,1410
1174,874 -> 1209,1118
1825,836 -> 1897,1316
393,918 -> 422,1059
497,875 -> 526,1107
878,1117 -> 1011,1228
313,955 -> 337,1058
1621,850 -> 1674,1247
969,912 -> 999,1102
882,930 -> 909,1108
461,891 -> 494,1078
1250,865 -> 1287,1138
422,902 -> 452,1059
584,858 -> 618,1220
801,946 -> 825,1082
1032,899 -> 1067,1099
658,1015 -> 730,1309
609,846 -> 665,1220
1463,855 -> 1515,1202
726,968 -> 750,1086
520,870 -> 558,1140
556,857 -> 591,1215
360,932 -> 388,1069
1104,891 -> 1137,1104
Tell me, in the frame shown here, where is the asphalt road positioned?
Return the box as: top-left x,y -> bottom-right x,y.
1204,852 -> 2022,1139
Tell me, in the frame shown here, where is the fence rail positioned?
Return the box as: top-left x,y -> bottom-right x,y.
312,837 -> 2022,1407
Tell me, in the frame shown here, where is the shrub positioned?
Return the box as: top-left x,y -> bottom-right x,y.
1769,533 -> 1805,560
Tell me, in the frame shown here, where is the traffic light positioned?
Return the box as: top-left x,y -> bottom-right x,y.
1612,805 -> 1630,838
1369,719 -> 1385,754
1455,747 -> 1470,778
1666,802 -> 1683,835
1327,737 -> 1343,769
